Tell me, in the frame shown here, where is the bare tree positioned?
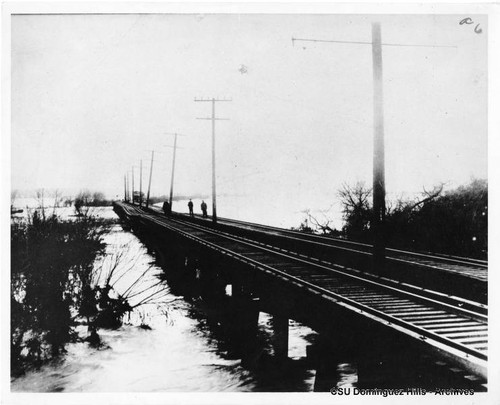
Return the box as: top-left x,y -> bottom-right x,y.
52,189 -> 63,208
74,190 -> 92,216
34,188 -> 47,219
337,182 -> 372,239
307,212 -> 335,235
409,183 -> 445,211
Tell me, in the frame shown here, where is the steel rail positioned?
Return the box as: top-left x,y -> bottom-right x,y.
147,203 -> 486,268
199,220 -> 486,315
209,216 -> 487,269
163,215 -> 486,320
157,209 -> 487,284
144,204 -> 486,272
129,204 -> 485,313
129,209 -> 487,365
174,210 -> 487,269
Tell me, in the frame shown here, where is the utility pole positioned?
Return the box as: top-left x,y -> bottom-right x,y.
146,150 -> 154,209
170,133 -> 177,211
131,166 -> 135,205
292,23 -> 455,273
294,25 -> 387,270
163,132 -> 186,213
128,171 -> 132,202
371,22 -> 386,270
124,174 -> 127,202
195,97 -> 231,224
126,172 -> 130,202
139,159 -> 143,207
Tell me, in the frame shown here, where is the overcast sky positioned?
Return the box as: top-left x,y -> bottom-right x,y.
11,13 -> 487,226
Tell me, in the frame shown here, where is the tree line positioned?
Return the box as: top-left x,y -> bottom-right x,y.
306,179 -> 487,259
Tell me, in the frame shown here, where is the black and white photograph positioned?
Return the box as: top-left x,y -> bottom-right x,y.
2,2 -> 499,404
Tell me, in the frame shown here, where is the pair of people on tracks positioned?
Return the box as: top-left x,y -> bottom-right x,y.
187,199 -> 208,218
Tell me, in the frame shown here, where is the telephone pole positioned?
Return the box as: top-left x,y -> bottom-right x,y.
139,159 -> 143,207
128,171 -> 133,202
126,172 -> 130,202
371,22 -> 386,270
195,97 -> 231,224
124,174 -> 127,202
292,22 -> 455,273
146,150 -> 155,209
164,132 -> 186,213
170,133 -> 177,212
131,166 -> 135,204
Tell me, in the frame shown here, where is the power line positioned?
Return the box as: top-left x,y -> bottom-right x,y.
292,37 -> 457,49
293,23 -> 457,272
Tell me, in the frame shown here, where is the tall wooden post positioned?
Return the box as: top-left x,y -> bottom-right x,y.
131,166 -> 135,204
371,22 -> 386,271
126,172 -> 130,202
195,97 -> 231,224
124,174 -> 127,202
169,133 -> 178,212
211,99 -> 217,223
146,150 -> 154,208
139,159 -> 143,207
272,314 -> 289,360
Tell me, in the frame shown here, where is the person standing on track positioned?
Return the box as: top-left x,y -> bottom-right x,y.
162,200 -> 171,216
201,200 -> 208,218
188,199 -> 194,217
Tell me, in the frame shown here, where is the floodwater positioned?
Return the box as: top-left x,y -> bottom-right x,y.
11,207 -> 354,392
10,204 -> 488,393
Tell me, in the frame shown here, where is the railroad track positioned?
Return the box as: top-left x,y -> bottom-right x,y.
177,212 -> 487,281
119,203 -> 488,378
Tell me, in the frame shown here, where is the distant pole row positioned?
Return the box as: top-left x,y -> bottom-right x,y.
122,96 -> 230,223
123,150 -> 154,208
120,22 -> 456,275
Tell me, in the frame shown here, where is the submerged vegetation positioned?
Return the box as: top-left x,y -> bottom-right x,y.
10,206 -> 168,377
11,210 -> 106,374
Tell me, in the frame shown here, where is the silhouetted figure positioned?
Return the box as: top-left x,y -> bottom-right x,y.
188,199 -> 194,217
163,201 -> 171,216
32,210 -> 40,226
201,201 -> 208,218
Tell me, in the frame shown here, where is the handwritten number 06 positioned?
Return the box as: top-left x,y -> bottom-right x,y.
460,18 -> 482,34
